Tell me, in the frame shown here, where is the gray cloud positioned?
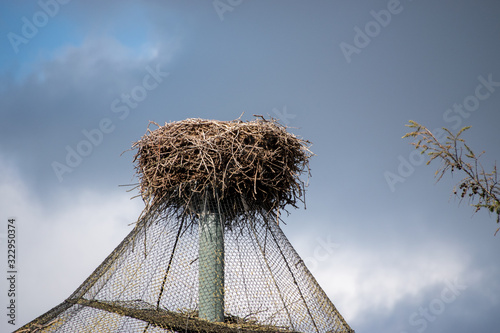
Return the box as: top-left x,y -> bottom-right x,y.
2,1 -> 500,332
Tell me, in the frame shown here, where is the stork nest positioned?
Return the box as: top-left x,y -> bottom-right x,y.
132,117 -> 313,222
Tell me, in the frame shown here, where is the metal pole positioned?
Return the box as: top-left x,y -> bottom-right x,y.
198,195 -> 224,322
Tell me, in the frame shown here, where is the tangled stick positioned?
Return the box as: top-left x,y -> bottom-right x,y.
132,117 -> 313,224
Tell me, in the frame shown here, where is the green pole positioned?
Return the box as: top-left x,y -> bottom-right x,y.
198,197 -> 224,322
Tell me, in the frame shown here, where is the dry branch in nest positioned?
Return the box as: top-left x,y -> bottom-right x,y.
132,117 -> 313,223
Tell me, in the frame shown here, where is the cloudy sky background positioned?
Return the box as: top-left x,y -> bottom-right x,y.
1,1 -> 500,332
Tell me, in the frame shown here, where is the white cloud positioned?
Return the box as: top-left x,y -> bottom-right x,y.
295,233 -> 472,324
14,29 -> 180,88
0,154 -> 144,330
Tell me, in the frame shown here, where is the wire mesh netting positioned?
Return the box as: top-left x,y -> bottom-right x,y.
17,194 -> 353,333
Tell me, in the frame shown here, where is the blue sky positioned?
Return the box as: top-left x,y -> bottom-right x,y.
1,1 -> 500,332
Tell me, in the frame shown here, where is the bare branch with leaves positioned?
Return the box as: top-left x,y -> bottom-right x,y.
403,120 -> 500,234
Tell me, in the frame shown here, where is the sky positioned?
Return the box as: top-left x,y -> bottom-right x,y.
1,1 -> 500,332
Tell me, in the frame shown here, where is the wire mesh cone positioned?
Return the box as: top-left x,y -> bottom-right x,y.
17,195 -> 353,333
18,118 -> 354,332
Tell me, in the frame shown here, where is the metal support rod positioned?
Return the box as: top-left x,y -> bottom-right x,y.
198,198 -> 224,322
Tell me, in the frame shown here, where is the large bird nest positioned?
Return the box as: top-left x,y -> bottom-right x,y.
132,117 -> 313,223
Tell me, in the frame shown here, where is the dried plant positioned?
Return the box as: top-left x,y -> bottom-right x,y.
403,120 -> 500,234
131,117 -> 313,223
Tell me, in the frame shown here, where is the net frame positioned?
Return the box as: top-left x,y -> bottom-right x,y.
17,195 -> 354,333
17,118 -> 354,333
